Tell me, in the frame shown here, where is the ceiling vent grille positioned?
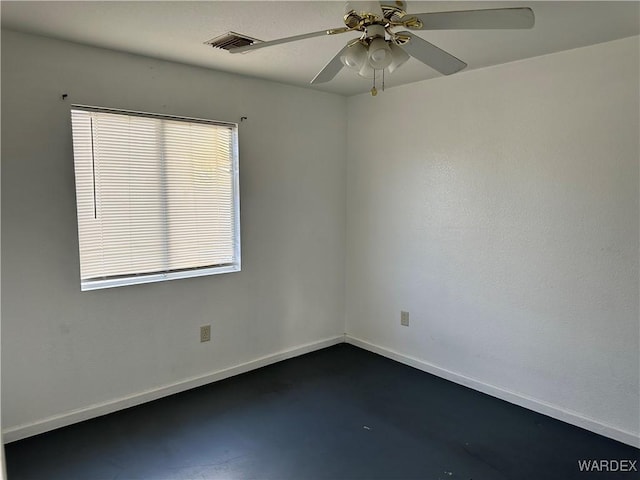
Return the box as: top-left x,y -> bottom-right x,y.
205,32 -> 262,51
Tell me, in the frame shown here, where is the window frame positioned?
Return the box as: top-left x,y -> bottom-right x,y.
71,105 -> 241,291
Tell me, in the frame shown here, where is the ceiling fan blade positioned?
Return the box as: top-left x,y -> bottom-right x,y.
228,27 -> 351,54
311,45 -> 350,84
404,7 -> 535,30
398,31 -> 466,75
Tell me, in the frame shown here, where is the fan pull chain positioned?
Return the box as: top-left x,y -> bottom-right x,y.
371,69 -> 378,96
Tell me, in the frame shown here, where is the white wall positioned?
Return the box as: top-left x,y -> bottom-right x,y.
346,36 -> 639,446
1,30 -> 346,439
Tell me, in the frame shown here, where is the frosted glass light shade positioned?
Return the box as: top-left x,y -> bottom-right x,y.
368,37 -> 392,69
358,62 -> 375,79
341,42 -> 367,69
388,42 -> 410,73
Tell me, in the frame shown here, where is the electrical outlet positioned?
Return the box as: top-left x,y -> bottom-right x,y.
200,325 -> 211,342
400,311 -> 409,327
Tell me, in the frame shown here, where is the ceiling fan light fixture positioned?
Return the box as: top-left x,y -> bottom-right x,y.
341,42 -> 367,69
367,37 -> 392,69
387,42 -> 410,73
223,4 -> 535,90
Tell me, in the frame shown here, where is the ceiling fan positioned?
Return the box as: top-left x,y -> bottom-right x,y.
219,1 -> 535,95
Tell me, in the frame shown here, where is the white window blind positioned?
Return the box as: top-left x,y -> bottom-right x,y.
71,106 -> 240,291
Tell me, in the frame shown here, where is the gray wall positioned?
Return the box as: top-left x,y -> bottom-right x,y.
1,30 -> 347,438
346,36 -> 639,445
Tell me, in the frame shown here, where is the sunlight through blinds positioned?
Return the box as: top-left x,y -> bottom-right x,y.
71,107 -> 240,290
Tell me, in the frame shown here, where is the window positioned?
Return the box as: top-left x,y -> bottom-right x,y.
71,106 -> 240,291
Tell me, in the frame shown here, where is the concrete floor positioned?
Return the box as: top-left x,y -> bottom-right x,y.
5,344 -> 639,479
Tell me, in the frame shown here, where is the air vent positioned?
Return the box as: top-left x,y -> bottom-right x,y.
205,31 -> 262,51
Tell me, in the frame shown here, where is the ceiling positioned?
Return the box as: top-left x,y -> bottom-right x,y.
2,1 -> 638,96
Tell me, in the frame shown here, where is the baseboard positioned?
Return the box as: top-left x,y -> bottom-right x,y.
6,334 -> 638,448
345,335 -> 640,449
3,335 -> 345,443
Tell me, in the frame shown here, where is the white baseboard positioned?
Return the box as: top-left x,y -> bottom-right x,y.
345,335 -> 640,449
3,335 -> 345,443
6,334 -> 638,449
